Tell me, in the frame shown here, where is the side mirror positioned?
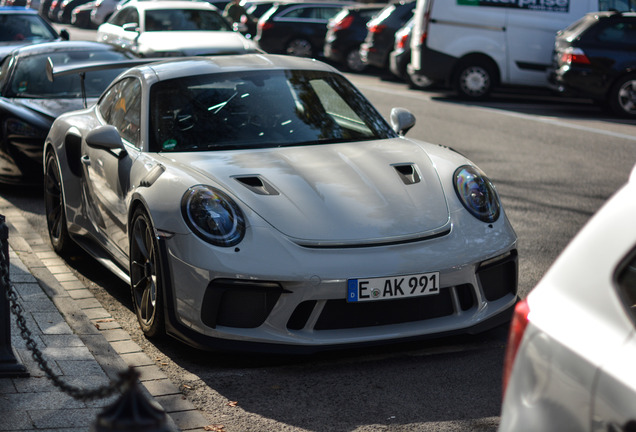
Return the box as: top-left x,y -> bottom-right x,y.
86,125 -> 127,156
390,107 -> 416,136
59,29 -> 70,41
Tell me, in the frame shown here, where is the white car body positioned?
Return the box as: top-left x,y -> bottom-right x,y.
500,164 -> 636,431
96,0 -> 260,57
44,54 -> 518,352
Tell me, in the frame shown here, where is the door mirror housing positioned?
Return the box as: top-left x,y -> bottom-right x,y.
390,107 -> 416,136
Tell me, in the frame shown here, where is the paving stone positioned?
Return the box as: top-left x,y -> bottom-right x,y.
111,340 -> 142,355
100,328 -> 131,342
120,351 -> 155,367
32,312 -> 74,335
168,409 -> 209,430
143,378 -> 181,397
82,307 -> 112,320
42,346 -> 94,361
156,393 -> 195,412
40,334 -> 85,348
75,298 -> 103,309
57,360 -> 106,376
0,409 -> 35,430
68,289 -> 94,300
135,364 -> 169,381
28,408 -> 102,429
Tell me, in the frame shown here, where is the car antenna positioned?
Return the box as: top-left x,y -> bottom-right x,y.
46,57 -> 88,108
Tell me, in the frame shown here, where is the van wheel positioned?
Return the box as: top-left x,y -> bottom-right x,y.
407,72 -> 433,90
454,60 -> 495,100
286,38 -> 313,57
608,74 -> 636,118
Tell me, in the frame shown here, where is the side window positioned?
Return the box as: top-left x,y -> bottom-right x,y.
616,249 -> 636,322
595,19 -> 636,45
280,7 -> 309,19
314,7 -> 341,20
99,78 -> 142,148
111,7 -> 138,26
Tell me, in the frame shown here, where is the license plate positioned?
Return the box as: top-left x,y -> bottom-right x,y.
347,272 -> 440,302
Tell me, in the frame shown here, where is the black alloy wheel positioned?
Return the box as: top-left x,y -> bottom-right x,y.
130,208 -> 165,338
44,151 -> 75,254
609,74 -> 636,118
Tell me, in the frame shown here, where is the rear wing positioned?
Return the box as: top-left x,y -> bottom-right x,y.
45,58 -> 156,108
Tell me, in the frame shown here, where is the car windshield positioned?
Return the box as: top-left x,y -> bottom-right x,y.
0,14 -> 57,43
144,9 -> 231,31
9,49 -> 134,98
149,69 -> 397,152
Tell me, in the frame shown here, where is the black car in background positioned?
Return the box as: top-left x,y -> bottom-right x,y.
548,11 -> 636,118
255,1 -> 350,57
0,41 -> 137,185
0,6 -> 69,61
359,0 -> 414,71
323,3 -> 383,72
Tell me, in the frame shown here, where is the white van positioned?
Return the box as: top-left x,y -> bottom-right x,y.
407,0 -> 636,99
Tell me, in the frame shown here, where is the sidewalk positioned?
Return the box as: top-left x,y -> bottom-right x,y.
0,201 -> 210,431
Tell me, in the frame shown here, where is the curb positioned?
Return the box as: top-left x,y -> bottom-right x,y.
0,200 -> 210,431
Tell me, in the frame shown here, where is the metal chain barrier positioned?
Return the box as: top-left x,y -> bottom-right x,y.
0,236 -> 135,401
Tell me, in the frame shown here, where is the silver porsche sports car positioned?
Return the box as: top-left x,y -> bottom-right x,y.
44,54 -> 518,352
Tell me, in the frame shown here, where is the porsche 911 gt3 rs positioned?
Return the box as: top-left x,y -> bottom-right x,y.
44,54 -> 518,352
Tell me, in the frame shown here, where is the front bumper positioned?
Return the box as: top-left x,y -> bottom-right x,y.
158,211 -> 518,352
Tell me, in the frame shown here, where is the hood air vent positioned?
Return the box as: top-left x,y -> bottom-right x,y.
233,175 -> 279,196
393,163 -> 421,185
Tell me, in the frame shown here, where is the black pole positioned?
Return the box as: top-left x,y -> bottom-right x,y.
0,214 -> 28,378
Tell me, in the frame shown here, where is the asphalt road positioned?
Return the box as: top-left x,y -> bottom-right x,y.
5,25 -> 636,431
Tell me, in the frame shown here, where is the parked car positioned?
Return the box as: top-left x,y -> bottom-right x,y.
359,0 -> 414,71
0,41 -> 138,185
72,0 -> 98,28
407,0 -> 633,100
236,0 -> 279,39
255,1 -> 350,57
323,3 -> 384,72
499,162 -> 636,432
56,0 -> 93,23
548,11 -> 636,118
97,0 -> 260,57
0,6 -> 69,61
90,0 -> 120,26
44,53 -> 518,352
389,16 -> 431,89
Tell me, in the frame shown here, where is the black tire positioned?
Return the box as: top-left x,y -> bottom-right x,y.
285,38 -> 313,57
406,71 -> 433,90
129,208 -> 165,338
608,74 -> 636,118
345,48 -> 366,72
454,59 -> 496,100
44,151 -> 75,255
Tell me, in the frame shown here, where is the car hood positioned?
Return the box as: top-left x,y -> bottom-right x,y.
138,31 -> 257,55
167,139 -> 451,245
12,98 -> 89,121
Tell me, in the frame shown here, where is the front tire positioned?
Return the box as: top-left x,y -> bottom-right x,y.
44,151 -> 75,255
345,48 -> 366,72
454,59 -> 496,100
285,38 -> 313,57
129,208 -> 165,338
608,74 -> 636,118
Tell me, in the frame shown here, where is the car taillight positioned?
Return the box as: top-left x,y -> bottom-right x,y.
560,47 -> 591,66
397,33 -> 408,50
502,299 -> 530,398
258,21 -> 273,31
369,24 -> 386,34
332,15 -> 353,31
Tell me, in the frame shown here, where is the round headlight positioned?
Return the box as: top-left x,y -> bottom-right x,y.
454,165 -> 500,223
181,185 -> 245,247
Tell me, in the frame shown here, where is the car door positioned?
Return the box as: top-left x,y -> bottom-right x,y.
82,76 -> 141,258
592,250 -> 636,432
